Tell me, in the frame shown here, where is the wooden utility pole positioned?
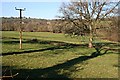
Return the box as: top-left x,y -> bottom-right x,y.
15,7 -> 26,49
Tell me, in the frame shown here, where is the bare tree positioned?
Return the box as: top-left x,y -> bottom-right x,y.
59,0 -> 119,48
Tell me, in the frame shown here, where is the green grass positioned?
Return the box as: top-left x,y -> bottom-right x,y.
1,31 -> 119,79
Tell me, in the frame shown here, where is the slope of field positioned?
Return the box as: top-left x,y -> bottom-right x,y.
1,31 -> 119,79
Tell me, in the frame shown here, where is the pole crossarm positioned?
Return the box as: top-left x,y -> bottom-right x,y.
15,7 -> 26,19
15,7 -> 26,11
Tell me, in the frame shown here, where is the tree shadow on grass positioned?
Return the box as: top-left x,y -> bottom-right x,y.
2,38 -> 119,79
2,36 -> 87,46
90,42 -> 120,57
2,56 -> 90,80
2,40 -> 117,56
2,48 -> 109,80
2,46 -> 72,56
2,36 -> 119,56
2,39 -> 87,56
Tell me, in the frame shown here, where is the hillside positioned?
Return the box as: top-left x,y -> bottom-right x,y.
2,17 -> 58,32
1,17 -> 119,42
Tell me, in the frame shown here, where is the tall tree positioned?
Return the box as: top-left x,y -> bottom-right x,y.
59,0 -> 119,48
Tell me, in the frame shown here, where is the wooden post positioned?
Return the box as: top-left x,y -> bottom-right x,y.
19,29 -> 22,49
20,14 -> 22,49
15,7 -> 25,49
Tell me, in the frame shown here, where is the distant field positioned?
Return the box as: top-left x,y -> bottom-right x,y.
1,31 -> 119,79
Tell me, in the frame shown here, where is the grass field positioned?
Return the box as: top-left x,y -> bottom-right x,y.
1,31 -> 119,79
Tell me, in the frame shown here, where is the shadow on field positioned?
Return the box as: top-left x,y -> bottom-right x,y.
92,42 -> 119,55
2,37 -> 75,44
2,54 -> 105,80
2,38 -> 87,56
2,37 -> 119,79
2,38 -> 119,56
2,43 -> 111,80
2,44 -> 117,79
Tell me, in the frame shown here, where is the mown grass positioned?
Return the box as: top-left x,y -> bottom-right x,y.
1,31 -> 119,79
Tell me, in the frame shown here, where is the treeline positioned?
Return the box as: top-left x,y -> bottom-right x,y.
2,17 -> 55,32
2,17 -> 69,33
1,17 -> 119,42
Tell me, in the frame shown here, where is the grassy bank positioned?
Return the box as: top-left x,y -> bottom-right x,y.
1,31 -> 119,79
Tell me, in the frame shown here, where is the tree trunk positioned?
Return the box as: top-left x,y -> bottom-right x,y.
89,37 -> 93,48
88,25 -> 93,48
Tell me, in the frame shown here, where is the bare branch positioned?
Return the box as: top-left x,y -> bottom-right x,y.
95,2 -> 106,20
102,1 -> 119,19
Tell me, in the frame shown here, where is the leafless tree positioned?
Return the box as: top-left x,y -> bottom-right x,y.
59,0 -> 119,47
